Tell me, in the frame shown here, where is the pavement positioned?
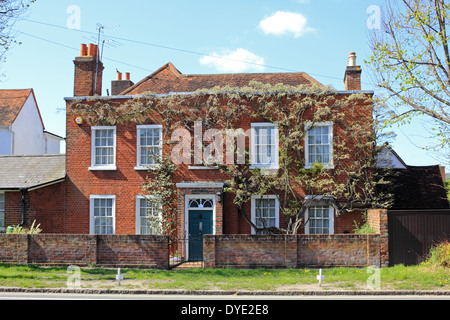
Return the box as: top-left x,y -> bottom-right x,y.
0,286 -> 449,297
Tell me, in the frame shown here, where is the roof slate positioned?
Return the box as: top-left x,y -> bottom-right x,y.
0,154 -> 65,190
121,62 -> 325,95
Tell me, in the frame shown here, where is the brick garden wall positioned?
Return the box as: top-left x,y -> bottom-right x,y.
0,211 -> 388,269
204,209 -> 389,268
0,234 -> 169,269
204,234 -> 385,269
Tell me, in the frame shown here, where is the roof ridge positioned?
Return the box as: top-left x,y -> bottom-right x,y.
120,62 -> 182,95
119,63 -> 325,95
184,71 -> 309,77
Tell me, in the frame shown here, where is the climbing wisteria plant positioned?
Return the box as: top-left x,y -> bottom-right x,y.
68,81 -> 393,235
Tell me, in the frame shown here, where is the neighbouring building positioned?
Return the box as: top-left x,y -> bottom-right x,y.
0,154 -> 65,232
377,142 -> 449,209
0,88 -> 63,155
0,88 -> 65,232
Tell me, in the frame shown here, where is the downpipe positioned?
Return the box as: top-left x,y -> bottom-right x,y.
19,188 -> 28,227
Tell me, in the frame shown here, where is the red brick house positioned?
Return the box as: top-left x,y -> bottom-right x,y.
63,45 -> 374,260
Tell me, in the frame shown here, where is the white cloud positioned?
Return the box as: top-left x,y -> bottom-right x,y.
199,48 -> 265,73
258,11 -> 314,38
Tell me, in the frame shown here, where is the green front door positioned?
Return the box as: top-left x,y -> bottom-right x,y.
188,210 -> 213,261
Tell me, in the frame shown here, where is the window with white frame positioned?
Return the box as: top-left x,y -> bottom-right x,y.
90,195 -> 115,234
251,195 -> 279,234
0,193 -> 4,232
136,196 -> 162,235
305,122 -> 333,168
251,123 -> 279,168
136,125 -> 163,169
305,205 -> 334,234
90,126 -> 116,170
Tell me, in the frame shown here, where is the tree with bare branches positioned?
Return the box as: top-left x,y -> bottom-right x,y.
367,0 -> 450,159
0,0 -> 35,69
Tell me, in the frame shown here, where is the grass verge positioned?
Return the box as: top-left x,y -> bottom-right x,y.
0,263 -> 447,291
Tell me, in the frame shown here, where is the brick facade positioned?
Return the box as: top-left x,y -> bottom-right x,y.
64,99 -> 370,236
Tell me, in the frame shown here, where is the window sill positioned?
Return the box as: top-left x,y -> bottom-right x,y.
249,165 -> 280,170
134,165 -> 159,171
304,163 -> 334,170
188,166 -> 219,170
89,166 -> 117,171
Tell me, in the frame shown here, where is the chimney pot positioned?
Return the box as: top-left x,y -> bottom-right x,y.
125,72 -> 130,81
117,72 -> 122,81
87,43 -> 97,57
80,44 -> 88,56
348,52 -> 357,67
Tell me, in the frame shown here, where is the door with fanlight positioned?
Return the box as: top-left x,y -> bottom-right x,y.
186,196 -> 215,261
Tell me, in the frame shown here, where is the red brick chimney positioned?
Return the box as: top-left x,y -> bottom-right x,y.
344,52 -> 362,91
439,166 -> 446,182
111,71 -> 134,95
73,43 -> 104,96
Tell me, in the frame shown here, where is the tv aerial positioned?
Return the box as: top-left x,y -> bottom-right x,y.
83,23 -> 121,60
96,23 -> 121,60
86,23 -> 121,94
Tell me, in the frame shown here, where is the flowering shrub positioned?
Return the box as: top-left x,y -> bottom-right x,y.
425,240 -> 450,268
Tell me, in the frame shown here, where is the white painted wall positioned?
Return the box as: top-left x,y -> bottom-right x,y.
11,93 -> 46,155
0,92 -> 62,155
0,127 -> 12,155
44,133 -> 62,154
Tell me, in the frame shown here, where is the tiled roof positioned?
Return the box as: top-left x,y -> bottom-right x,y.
121,62 -> 325,95
388,165 -> 449,209
0,89 -> 35,126
0,154 -> 65,190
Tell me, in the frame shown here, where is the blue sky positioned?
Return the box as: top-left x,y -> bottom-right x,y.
0,0 -> 448,171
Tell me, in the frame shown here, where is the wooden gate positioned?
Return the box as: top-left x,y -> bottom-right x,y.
388,210 -> 450,266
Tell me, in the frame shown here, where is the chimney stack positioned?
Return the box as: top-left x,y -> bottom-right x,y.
73,43 -> 104,97
111,71 -> 134,95
344,52 -> 362,91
